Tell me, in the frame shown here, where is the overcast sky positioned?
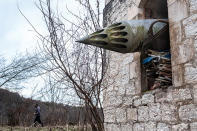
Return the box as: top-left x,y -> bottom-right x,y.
0,0 -> 81,59
0,0 -> 104,102
0,0 -> 42,97
0,0 -> 72,98
0,0 -> 41,59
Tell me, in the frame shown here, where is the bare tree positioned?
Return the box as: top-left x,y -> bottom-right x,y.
0,53 -> 46,89
20,0 -> 108,130
36,74 -> 64,103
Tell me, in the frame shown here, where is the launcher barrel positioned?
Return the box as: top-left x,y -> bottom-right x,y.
77,19 -> 168,53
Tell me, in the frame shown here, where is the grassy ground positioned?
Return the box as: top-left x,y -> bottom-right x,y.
0,126 -> 91,131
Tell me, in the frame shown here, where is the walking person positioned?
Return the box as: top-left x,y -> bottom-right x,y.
33,104 -> 44,127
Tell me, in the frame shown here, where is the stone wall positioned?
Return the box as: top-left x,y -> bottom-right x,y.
103,0 -> 143,27
103,0 -> 197,130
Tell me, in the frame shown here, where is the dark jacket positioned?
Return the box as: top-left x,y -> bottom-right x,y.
35,106 -> 41,117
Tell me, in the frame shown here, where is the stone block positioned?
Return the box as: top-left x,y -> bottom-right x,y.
155,88 -> 174,102
190,122 -> 197,131
161,103 -> 177,123
105,84 -> 114,93
171,39 -> 194,66
149,103 -> 161,121
121,73 -> 130,85
179,104 -> 197,121
194,37 -> 197,51
130,53 -> 141,80
132,79 -> 141,94
121,123 -> 133,131
105,123 -> 121,131
123,96 -> 133,106
171,88 -> 192,102
133,96 -> 142,107
125,83 -> 136,96
157,123 -> 171,131
113,79 -> 122,89
122,54 -> 134,64
155,91 -> 167,102
183,14 -> 197,37
190,0 -> 197,14
129,62 -> 138,79
169,22 -> 183,44
115,108 -> 127,123
145,122 -> 156,131
104,107 -> 117,123
184,63 -> 197,84
133,52 -> 141,61
138,106 -> 149,122
109,61 -> 120,76
127,108 -> 137,122
156,87 -> 192,103
172,65 -> 184,87
127,5 -> 143,20
141,94 -> 154,105
117,85 -> 126,96
172,123 -> 188,131
168,0 -> 189,24
103,94 -> 122,108
120,63 -> 130,76
104,89 -> 116,97
133,123 -> 145,131
193,85 -> 197,104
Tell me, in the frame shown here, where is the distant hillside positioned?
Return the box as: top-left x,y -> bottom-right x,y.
0,88 -> 89,126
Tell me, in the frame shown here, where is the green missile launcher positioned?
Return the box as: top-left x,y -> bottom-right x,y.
77,19 -> 170,53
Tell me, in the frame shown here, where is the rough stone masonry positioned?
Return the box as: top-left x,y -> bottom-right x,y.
103,0 -> 197,130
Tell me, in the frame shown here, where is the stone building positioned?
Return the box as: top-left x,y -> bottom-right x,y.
103,0 -> 197,130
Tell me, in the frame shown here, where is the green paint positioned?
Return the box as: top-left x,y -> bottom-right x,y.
77,20 -> 167,53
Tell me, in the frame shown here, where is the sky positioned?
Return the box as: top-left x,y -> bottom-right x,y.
0,0 -> 104,102
0,0 -> 71,98
0,0 -> 44,97
0,0 -> 41,59
0,0 -> 82,59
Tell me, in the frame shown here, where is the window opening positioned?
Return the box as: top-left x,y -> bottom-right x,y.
140,0 -> 172,92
